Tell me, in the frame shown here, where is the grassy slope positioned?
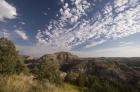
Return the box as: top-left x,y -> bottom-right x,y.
0,74 -> 80,92
53,83 -> 80,92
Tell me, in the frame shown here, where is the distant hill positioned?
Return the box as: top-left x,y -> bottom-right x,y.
38,51 -> 79,65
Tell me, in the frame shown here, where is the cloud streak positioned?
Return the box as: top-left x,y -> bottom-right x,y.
89,46 -> 140,57
15,30 -> 28,40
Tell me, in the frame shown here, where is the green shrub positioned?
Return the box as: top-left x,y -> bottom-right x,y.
65,72 -> 79,84
0,38 -> 28,75
85,75 -> 136,92
34,56 -> 63,84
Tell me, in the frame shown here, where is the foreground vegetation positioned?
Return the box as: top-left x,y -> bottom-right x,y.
0,38 -> 139,92
0,74 -> 81,92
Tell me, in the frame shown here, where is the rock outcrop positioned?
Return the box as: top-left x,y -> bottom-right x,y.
39,52 -> 79,65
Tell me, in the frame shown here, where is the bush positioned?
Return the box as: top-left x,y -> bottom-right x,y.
65,72 -> 79,85
66,73 -> 136,92
85,75 -> 136,92
0,38 -> 28,75
34,55 -> 63,84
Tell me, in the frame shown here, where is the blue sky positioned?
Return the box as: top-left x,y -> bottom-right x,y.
0,0 -> 140,57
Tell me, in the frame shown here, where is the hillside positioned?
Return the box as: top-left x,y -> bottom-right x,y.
25,52 -> 140,92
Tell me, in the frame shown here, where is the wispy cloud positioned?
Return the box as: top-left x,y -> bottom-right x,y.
119,41 -> 134,47
19,21 -> 26,25
36,0 -> 140,51
0,29 -> 10,38
15,30 -> 28,40
16,44 -> 70,57
0,0 -> 17,21
89,46 -> 140,57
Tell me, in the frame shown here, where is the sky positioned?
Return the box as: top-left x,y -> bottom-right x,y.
0,0 -> 140,57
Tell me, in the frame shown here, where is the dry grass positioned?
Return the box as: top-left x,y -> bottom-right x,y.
53,83 -> 80,92
0,74 -> 34,92
0,74 -> 80,92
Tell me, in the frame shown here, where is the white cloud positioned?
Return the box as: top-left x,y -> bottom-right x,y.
15,30 -> 28,40
59,0 -> 90,23
85,40 -> 106,48
0,0 -> 17,21
119,42 -> 134,47
36,0 -> 140,51
0,29 -> 10,38
60,0 -> 65,3
19,21 -> 26,25
43,12 -> 48,16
